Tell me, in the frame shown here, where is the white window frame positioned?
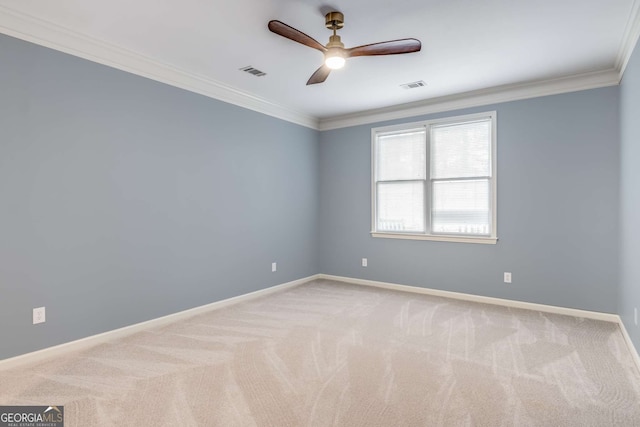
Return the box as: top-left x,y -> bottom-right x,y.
371,111 -> 498,244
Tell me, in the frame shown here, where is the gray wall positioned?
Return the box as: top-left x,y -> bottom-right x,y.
319,87 -> 620,314
0,34 -> 319,360
620,40 -> 640,350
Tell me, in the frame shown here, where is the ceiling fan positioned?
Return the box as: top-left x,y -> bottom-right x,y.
268,12 -> 421,85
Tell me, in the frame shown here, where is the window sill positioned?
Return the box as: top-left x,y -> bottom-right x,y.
370,232 -> 498,245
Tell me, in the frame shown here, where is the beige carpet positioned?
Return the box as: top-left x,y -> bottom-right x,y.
1,279 -> 639,426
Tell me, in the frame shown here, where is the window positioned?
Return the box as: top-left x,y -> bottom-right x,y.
372,112 -> 497,244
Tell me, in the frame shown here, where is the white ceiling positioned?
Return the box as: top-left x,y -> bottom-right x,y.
0,0 -> 638,129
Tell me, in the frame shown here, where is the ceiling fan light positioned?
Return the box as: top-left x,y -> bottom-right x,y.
325,48 -> 346,69
325,55 -> 345,69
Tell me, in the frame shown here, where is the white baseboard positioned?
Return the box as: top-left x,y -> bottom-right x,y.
318,274 -> 640,374
319,274 -> 619,321
0,274 -> 319,371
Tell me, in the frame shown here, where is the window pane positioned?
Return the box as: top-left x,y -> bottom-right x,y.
431,120 -> 490,179
432,179 -> 490,235
376,130 -> 426,181
377,181 -> 425,232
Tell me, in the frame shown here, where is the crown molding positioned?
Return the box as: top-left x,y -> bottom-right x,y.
616,0 -> 640,79
317,69 -> 620,130
0,5 -> 319,130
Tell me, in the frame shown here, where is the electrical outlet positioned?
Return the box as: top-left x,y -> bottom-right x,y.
362,258 -> 368,267
271,262 -> 277,272
33,307 -> 46,325
504,272 -> 512,283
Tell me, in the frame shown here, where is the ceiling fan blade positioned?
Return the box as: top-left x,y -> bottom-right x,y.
268,20 -> 327,53
347,38 -> 421,58
306,65 -> 332,85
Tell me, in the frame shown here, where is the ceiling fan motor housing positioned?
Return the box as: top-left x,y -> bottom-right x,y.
326,34 -> 344,49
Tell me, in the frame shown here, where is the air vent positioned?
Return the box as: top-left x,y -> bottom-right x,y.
400,80 -> 426,89
240,66 -> 266,77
